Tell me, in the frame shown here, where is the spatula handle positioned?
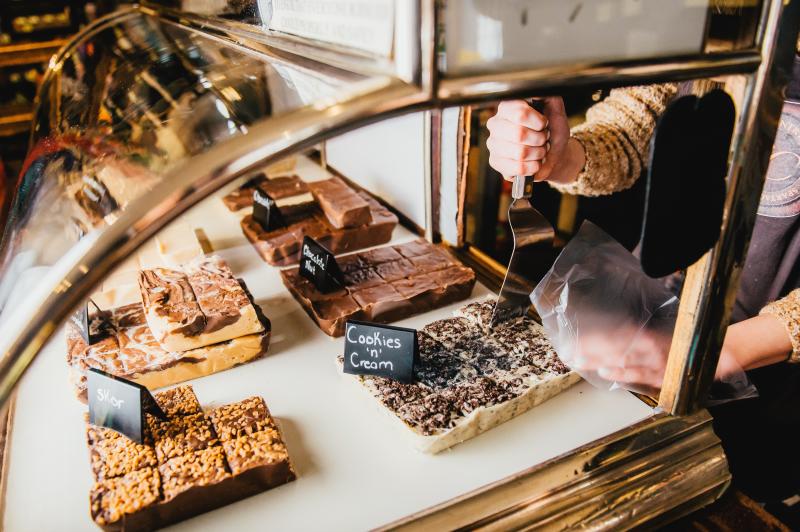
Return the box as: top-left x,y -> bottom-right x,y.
511,100 -> 547,200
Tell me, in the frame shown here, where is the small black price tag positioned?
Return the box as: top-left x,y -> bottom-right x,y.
252,187 -> 285,231
70,304 -> 90,344
343,321 -> 418,383
70,299 -> 102,345
299,236 -> 344,293
88,368 -> 167,443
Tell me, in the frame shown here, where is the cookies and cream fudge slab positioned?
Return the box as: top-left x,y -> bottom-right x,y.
87,386 -> 295,531
139,255 -> 263,352
281,239 -> 476,336
338,299 -> 580,453
66,295 -> 271,402
241,191 -> 398,266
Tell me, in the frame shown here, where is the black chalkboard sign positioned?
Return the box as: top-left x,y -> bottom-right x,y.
88,368 -> 167,443
252,187 -> 285,231
70,299 -> 102,344
343,321 -> 418,383
70,304 -> 90,344
300,236 -> 344,293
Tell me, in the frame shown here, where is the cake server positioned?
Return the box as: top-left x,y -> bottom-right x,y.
491,103 -> 555,328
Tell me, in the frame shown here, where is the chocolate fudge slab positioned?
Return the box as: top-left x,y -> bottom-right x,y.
337,298 -> 580,454
308,177 -> 372,229
222,174 -> 308,212
86,386 -> 295,531
139,256 -> 264,352
66,281 -> 271,402
241,192 -> 398,266
281,239 -> 476,336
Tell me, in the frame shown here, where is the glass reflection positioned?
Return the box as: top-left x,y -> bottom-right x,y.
0,10 -> 351,313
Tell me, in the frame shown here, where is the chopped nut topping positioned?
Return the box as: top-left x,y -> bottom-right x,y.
208,396 -> 274,441
90,467 -> 160,526
222,428 -> 289,475
159,446 -> 230,501
154,385 -> 202,417
148,413 -> 218,462
90,436 -> 157,480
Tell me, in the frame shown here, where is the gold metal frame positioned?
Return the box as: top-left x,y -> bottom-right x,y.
0,1 -> 798,528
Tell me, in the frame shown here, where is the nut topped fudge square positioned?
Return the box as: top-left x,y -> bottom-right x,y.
153,385 -> 202,418
90,435 -> 158,480
148,413 -> 219,463
222,428 -> 290,476
90,467 -> 161,527
159,446 -> 231,502
209,396 -> 274,441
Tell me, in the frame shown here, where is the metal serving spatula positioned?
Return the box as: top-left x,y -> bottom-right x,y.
490,102 -> 555,328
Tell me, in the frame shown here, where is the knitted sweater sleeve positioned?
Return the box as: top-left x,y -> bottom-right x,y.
549,83 -> 679,196
760,289 -> 800,363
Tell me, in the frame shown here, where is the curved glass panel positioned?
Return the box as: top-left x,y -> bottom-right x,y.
0,9 -> 381,316
441,0 -> 764,75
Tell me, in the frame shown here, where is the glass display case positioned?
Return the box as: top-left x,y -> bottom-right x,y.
0,0 -> 798,529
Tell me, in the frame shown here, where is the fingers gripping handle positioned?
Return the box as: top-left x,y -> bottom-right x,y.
511,99 -> 547,200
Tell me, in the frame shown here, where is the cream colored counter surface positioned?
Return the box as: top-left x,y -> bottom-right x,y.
2,171 -> 655,531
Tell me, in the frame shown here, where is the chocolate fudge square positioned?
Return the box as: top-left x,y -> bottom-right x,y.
222,428 -> 291,476
159,446 -> 231,501
154,385 -> 202,418
148,413 -> 219,463
222,174 -> 308,212
90,467 -> 161,527
308,177 -> 372,229
208,396 -> 274,441
352,284 -> 413,322
90,435 -> 158,480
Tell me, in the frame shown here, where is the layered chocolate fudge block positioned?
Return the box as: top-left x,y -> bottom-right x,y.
86,385 -> 295,531
139,255 -> 264,352
66,286 -> 271,402
281,239 -> 476,336
241,191 -> 398,266
307,176 -> 372,228
337,299 -> 580,454
222,174 -> 309,212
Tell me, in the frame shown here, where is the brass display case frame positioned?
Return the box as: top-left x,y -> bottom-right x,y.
0,1 -> 798,528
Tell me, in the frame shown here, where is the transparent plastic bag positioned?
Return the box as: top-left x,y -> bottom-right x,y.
531,221 -> 757,403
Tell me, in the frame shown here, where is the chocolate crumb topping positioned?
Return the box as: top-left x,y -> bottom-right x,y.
346,299 -> 571,436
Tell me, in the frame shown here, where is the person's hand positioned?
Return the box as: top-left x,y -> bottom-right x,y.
568,323 -> 670,397
486,97 -> 571,182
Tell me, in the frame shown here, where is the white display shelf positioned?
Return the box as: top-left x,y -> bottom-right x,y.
3,168 -> 655,531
